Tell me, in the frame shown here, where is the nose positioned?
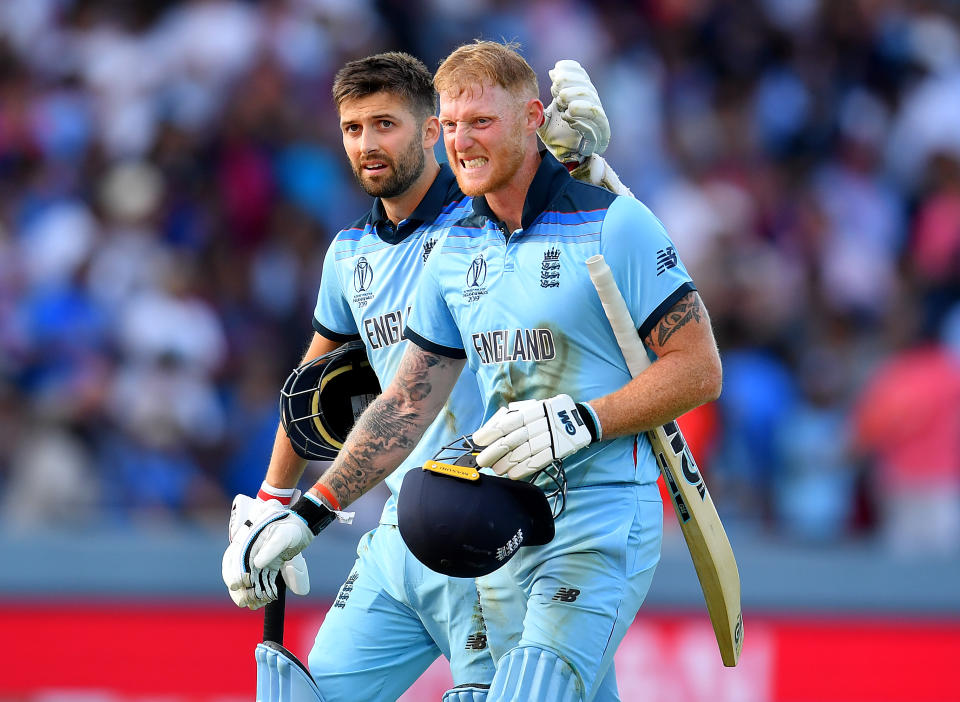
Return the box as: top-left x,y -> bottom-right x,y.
359,129 -> 378,154
452,123 -> 473,153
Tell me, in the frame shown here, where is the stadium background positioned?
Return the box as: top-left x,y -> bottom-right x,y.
1,0 -> 959,700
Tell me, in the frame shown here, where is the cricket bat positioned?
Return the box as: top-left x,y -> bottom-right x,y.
263,574 -> 286,644
586,254 -> 743,667
257,574 -> 324,701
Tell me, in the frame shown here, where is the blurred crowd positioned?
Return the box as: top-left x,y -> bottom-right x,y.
1,0 -> 958,556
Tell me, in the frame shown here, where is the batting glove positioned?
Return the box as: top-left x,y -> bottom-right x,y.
570,154 -> 634,198
473,394 -> 602,480
539,60 -> 610,166
224,494 -> 334,596
222,493 -> 312,610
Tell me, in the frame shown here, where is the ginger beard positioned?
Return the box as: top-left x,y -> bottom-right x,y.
351,127 -> 426,199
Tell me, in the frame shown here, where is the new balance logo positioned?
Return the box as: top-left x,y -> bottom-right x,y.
465,633 -> 488,650
656,246 -> 678,275
552,587 -> 580,602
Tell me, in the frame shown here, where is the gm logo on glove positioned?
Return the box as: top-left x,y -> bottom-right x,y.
474,394 -> 599,480
557,409 -> 584,436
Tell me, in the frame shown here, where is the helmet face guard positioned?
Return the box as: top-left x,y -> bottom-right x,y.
279,340 -> 381,460
397,435 -> 567,578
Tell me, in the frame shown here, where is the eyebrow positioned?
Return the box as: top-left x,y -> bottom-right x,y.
438,111 -> 499,122
341,112 -> 401,126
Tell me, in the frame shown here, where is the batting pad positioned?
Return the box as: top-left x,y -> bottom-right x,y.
488,646 -> 584,702
442,684 -> 489,702
256,642 -> 325,702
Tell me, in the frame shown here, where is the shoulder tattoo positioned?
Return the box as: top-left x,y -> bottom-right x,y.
646,292 -> 703,348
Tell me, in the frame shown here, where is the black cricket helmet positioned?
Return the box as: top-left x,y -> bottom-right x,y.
397,435 -> 567,578
279,340 -> 381,460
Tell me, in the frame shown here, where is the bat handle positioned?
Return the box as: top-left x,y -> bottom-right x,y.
263,573 -> 287,644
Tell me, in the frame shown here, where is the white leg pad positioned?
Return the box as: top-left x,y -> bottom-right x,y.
256,642 -> 326,702
442,685 -> 490,702
488,646 -> 584,702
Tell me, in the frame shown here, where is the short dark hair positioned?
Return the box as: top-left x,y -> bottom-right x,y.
332,52 -> 438,121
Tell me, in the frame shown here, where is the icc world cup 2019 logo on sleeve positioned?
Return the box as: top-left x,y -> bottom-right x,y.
352,256 -> 375,308
463,254 -> 489,303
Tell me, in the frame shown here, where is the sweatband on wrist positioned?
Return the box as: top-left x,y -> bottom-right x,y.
257,480 -> 296,506
291,494 -> 336,535
575,402 -> 602,443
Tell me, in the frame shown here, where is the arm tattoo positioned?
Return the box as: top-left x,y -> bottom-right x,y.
646,292 -> 703,348
323,347 -> 459,505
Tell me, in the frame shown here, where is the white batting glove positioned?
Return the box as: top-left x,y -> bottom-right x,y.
221,493 -> 311,610
539,60 -> 610,166
570,154 -> 634,197
473,394 -> 601,480
222,543 -> 310,610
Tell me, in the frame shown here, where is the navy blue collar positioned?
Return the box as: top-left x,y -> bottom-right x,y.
470,150 -> 572,232
370,163 -> 461,244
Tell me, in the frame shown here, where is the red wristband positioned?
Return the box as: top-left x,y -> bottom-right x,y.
314,483 -> 341,511
257,481 -> 295,506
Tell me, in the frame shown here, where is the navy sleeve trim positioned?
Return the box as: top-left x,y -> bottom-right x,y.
313,319 -> 361,341
404,327 -> 467,359
637,282 -> 697,342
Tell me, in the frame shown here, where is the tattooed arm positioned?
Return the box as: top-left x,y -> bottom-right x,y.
308,344 -> 465,508
588,291 -> 722,440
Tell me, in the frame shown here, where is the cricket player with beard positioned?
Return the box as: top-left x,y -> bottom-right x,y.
222,51 -> 622,701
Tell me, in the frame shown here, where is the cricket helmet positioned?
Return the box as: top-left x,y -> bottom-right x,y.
397,435 -> 567,578
279,340 -> 381,461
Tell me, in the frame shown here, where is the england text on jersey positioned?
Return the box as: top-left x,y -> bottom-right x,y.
470,328 -> 556,365
363,306 -> 412,350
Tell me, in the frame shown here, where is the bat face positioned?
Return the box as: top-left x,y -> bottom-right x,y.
654,419 -> 743,666
662,421 -> 706,498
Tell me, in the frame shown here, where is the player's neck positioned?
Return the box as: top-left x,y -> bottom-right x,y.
381,158 -> 441,225
484,149 -> 541,234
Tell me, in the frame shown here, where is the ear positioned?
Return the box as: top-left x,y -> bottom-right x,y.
525,98 -> 544,135
422,115 -> 441,149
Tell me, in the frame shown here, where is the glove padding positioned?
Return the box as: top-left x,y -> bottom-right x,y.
539,60 -> 610,165
222,544 -> 309,610
473,394 -> 595,480
570,154 -> 634,197
222,494 -> 311,610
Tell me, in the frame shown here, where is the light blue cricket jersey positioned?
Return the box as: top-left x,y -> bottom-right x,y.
312,165 -> 484,524
405,153 -> 696,489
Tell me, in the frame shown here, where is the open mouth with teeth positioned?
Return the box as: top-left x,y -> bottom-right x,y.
461,156 -> 488,169
362,161 -> 389,172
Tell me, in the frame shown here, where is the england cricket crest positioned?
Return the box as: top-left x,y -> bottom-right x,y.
422,237 -> 436,264
352,256 -> 374,308
540,247 -> 560,287
463,253 -> 488,304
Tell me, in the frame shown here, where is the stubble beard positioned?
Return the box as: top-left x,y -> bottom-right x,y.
353,133 -> 426,199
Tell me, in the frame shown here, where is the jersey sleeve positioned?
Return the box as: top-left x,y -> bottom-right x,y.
404,244 -> 466,359
600,196 -> 696,340
312,241 -> 360,341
